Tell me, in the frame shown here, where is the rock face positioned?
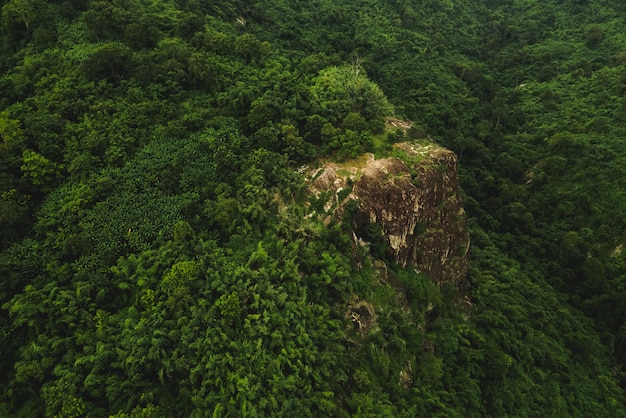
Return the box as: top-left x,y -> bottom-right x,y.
306,142 -> 470,290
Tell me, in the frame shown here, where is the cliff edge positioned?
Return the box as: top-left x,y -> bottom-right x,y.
306,141 -> 470,291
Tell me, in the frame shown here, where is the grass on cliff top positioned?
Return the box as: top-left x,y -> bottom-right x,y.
371,123 -> 435,159
369,133 -> 436,173
317,120 -> 437,174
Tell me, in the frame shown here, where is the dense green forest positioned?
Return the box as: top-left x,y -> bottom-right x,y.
1,0 -> 625,416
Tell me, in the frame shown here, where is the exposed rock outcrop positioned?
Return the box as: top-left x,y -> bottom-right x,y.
306,142 -> 470,291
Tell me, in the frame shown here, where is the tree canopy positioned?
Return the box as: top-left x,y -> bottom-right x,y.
0,0 -> 625,416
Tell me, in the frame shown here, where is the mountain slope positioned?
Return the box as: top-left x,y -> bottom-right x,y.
0,0 -> 624,416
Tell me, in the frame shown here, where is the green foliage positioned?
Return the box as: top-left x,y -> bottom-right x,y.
20,149 -> 59,188
81,42 -> 133,85
309,64 -> 392,125
1,0 -> 626,416
0,112 -> 23,149
2,0 -> 39,29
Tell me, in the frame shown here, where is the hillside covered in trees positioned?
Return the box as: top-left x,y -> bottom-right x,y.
1,0 -> 625,416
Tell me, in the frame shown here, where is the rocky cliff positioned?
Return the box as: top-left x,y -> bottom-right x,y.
306,141 -> 470,291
